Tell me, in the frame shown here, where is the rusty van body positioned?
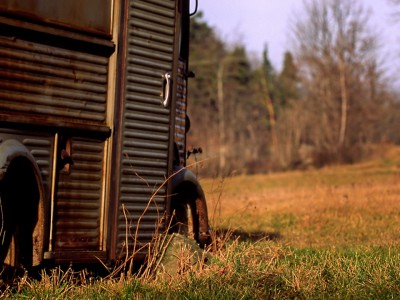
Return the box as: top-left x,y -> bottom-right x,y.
0,0 -> 210,269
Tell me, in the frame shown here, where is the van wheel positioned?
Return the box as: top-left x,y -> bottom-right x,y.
170,188 -> 200,243
0,158 -> 39,278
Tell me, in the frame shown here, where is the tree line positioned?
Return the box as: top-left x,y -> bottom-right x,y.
186,0 -> 400,177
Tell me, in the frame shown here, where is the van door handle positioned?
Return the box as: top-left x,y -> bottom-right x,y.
162,72 -> 172,107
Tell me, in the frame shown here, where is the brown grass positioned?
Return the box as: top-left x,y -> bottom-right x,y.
201,145 -> 400,248
4,145 -> 400,299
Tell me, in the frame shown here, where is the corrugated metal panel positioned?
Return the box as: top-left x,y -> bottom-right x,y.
55,138 -> 104,250
0,36 -> 108,123
0,0 -> 112,35
175,59 -> 187,166
0,129 -> 53,191
116,0 -> 176,255
23,136 -> 53,190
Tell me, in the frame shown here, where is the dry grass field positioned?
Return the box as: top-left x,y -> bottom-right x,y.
202,145 -> 400,249
4,145 -> 400,299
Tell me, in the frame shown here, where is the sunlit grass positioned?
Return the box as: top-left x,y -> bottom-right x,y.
202,146 -> 400,248
3,145 -> 400,299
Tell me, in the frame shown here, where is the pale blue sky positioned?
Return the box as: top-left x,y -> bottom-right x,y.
198,0 -> 399,76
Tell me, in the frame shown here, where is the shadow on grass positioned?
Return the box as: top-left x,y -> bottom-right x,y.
215,228 -> 282,242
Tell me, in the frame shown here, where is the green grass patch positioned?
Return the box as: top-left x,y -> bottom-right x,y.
7,243 -> 400,299
3,146 -> 400,299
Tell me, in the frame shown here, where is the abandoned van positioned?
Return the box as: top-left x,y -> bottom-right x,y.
0,0 -> 210,270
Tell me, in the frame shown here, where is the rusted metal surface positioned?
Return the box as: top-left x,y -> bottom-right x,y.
0,129 -> 106,252
171,167 -> 212,247
54,137 -> 105,250
0,129 -> 53,191
115,0 -> 177,256
0,0 -> 112,36
0,0 -> 209,266
0,36 -> 109,125
0,0 -> 114,258
0,129 -> 54,265
46,250 -> 107,264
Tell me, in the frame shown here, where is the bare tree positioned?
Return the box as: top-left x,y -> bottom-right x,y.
259,47 -> 279,165
291,0 -> 383,164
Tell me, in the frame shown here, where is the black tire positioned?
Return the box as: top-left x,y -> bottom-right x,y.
170,188 -> 200,243
0,158 -> 40,279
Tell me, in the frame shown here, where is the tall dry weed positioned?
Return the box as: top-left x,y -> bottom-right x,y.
3,147 -> 400,298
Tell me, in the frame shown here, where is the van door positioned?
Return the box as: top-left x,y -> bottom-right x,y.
111,0 -> 179,258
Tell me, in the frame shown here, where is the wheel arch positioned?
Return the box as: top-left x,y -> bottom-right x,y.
170,167 -> 211,246
0,139 -> 46,267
